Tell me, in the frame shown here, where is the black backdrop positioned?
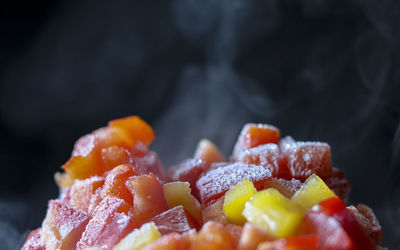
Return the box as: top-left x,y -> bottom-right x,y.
1,0 -> 399,249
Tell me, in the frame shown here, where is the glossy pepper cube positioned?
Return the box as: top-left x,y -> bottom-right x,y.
109,115 -> 155,146
242,188 -> 304,237
114,222 -> 161,250
223,179 -> 256,225
291,174 -> 337,209
164,181 -> 202,223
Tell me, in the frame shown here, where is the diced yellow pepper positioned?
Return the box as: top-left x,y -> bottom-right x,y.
223,179 -> 256,225
163,181 -> 202,223
242,188 -> 304,238
291,174 -> 337,209
113,222 -> 160,250
54,172 -> 73,188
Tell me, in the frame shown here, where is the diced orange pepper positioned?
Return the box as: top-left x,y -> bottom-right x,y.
62,116 -> 154,181
109,116 -> 155,146
62,154 -> 105,180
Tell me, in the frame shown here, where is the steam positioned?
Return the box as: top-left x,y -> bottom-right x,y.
384,123 -> 400,245
155,1 -> 400,247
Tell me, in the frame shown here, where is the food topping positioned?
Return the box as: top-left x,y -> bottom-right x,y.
22,117 -> 382,250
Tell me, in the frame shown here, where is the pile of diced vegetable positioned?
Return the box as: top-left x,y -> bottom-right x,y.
22,116 -> 383,250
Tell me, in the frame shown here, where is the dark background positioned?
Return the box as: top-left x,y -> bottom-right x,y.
1,0 -> 399,249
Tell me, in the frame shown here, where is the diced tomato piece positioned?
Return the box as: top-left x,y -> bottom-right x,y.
280,141 -> 332,181
72,134 -> 97,157
126,173 -> 169,223
152,205 -> 198,235
76,197 -> 132,249
129,141 -> 150,156
348,204 -> 382,245
59,186 -> 71,204
232,123 -> 280,160
63,129 -> 123,180
101,146 -> 133,171
109,115 -> 155,146
95,195 -> 130,216
323,168 -> 350,202
64,116 -> 153,181
196,163 -> 272,204
41,200 -> 89,250
68,127 -> 133,176
279,136 -> 296,151
263,177 -> 302,198
225,224 -> 243,248
131,151 -> 166,180
330,167 -> 345,178
77,212 -> 134,249
238,143 -> 283,177
313,197 -> 346,216
167,159 -> 206,199
188,221 -> 235,250
208,162 -> 231,171
180,229 -> 197,248
69,176 -> 104,213
333,208 -> 376,250
305,197 -> 375,250
237,223 -> 271,250
296,211 -> 355,250
141,233 -> 184,250
102,164 -> 136,204
21,229 -> 45,250
194,139 -> 226,169
202,197 -> 228,225
92,126 -> 135,149
308,199 -> 372,249
87,187 -> 103,216
258,235 -> 319,250
93,212 -> 134,249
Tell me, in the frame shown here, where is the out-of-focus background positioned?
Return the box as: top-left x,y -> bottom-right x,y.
0,0 -> 399,249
